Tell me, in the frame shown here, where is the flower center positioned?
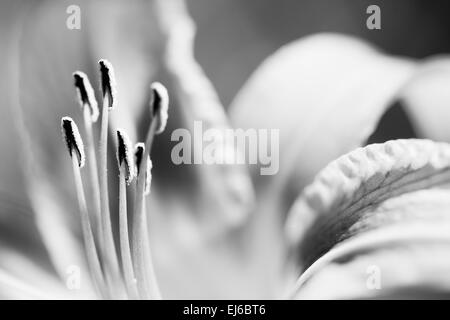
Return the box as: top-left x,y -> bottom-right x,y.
61,59 -> 169,299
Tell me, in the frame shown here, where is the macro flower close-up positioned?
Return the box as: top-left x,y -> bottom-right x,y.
2,0 -> 450,302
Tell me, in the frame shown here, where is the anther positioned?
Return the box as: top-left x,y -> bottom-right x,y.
134,143 -> 145,176
99,59 -> 117,109
116,129 -> 135,185
61,117 -> 85,168
73,72 -> 99,122
150,82 -> 169,134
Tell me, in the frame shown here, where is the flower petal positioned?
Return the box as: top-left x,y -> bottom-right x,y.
86,0 -> 163,140
293,224 -> 450,299
14,2 -> 99,293
0,245 -> 88,299
229,33 -> 417,211
285,139 -> 450,298
154,0 -> 255,230
400,57 -> 450,142
228,34 -> 417,298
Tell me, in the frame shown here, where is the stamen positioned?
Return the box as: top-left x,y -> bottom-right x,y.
61,117 -> 107,298
132,143 -> 149,298
116,130 -> 139,299
132,143 -> 161,299
131,84 -> 169,299
99,59 -> 117,110
73,72 -> 103,253
98,59 -> 122,294
141,158 -> 161,300
150,82 -> 169,134
63,61 -> 169,299
73,72 -> 99,122
61,117 -> 85,168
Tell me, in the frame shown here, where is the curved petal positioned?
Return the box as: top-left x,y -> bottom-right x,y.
400,56 -> 450,142
154,0 -> 255,230
229,33 -> 417,212
293,224 -> 450,299
285,139 -> 450,298
228,34 -> 418,299
135,0 -> 264,298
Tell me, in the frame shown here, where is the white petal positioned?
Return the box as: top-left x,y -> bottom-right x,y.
230,33 -> 416,208
293,224 -> 450,299
401,57 -> 450,142
285,140 -> 450,299
0,246 -> 87,299
229,34 -> 417,298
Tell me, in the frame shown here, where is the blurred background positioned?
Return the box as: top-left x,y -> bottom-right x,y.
3,0 -> 450,133
188,0 -> 450,107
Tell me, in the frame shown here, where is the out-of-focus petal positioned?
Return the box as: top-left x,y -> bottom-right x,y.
228,34 -> 418,299
154,0 -> 255,230
0,1 -> 29,222
229,33 -> 417,211
0,245 -> 92,299
286,139 -> 450,298
86,0 -> 163,140
0,1 -> 95,297
0,268 -> 57,299
133,0 -> 263,298
15,1 -> 97,293
400,57 -> 450,142
293,225 -> 450,299
0,1 -> 50,270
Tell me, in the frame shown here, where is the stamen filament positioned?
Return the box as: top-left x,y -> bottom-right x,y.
63,61 -> 170,300
132,122 -> 161,299
71,155 -> 108,298
116,129 -> 139,299
82,106 -> 103,251
99,91 -> 122,294
142,198 -> 161,299
130,83 -> 168,299
62,116 -> 106,297
119,165 -> 139,299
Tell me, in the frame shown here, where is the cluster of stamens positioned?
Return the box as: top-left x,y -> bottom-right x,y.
61,59 -> 168,299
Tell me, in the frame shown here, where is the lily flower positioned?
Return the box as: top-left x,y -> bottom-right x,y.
2,0 -> 450,299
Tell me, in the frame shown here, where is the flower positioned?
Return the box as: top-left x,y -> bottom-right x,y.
2,0 -> 450,299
